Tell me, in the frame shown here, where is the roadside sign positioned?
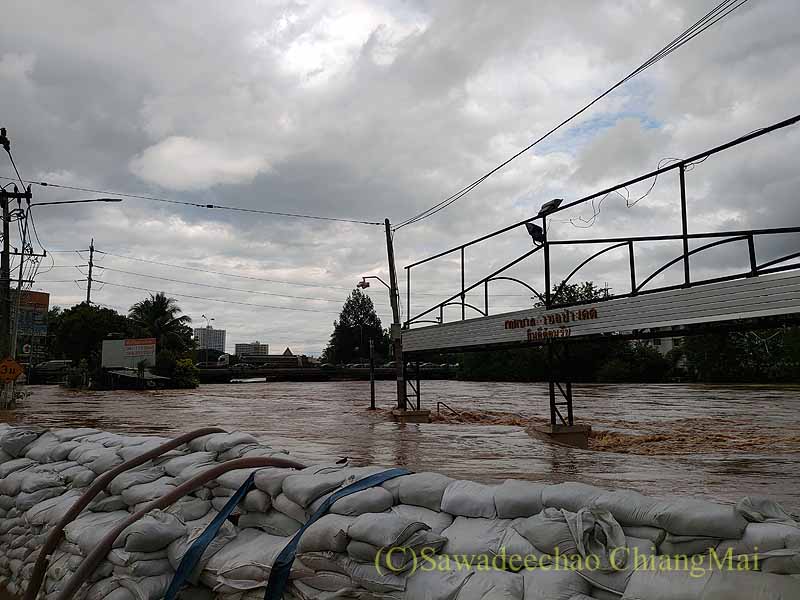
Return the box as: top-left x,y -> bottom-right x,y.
21,344 -> 31,355
0,359 -> 23,383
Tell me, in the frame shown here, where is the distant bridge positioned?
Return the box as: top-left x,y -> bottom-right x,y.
196,366 -> 456,384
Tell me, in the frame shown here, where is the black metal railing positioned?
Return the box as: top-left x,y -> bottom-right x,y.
404,114 -> 800,327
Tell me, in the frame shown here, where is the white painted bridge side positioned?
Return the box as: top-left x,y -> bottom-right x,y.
402,270 -> 800,353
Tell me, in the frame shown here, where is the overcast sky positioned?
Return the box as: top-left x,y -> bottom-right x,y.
1,0 -> 798,354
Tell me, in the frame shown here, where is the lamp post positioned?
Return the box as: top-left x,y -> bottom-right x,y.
201,314 -> 214,365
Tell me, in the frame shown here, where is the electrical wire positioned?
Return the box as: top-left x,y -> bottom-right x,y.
0,176 -> 381,226
97,280 -> 352,315
93,265 -> 391,306
394,0 -> 751,230
95,250 -> 357,290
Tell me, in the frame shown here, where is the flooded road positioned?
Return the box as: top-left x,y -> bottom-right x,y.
3,381 -> 799,511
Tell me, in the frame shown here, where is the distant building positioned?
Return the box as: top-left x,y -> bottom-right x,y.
643,325 -> 685,359
238,347 -> 312,368
194,325 -> 226,353
234,341 -> 269,357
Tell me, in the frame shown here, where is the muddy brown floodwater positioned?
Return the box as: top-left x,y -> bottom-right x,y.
2,380 -> 799,511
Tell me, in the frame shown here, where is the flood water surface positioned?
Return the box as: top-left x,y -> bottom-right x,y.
3,381 -> 799,511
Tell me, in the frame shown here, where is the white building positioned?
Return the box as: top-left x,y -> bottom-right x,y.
234,341 -> 269,356
194,326 -> 226,353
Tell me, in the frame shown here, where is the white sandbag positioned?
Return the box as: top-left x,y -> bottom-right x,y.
211,496 -> 235,512
160,452 -> 217,478
576,536 -> 653,596
237,510 -> 302,536
329,486 -> 394,517
383,472 -> 454,511
118,510 -> 186,552
621,568 -> 800,600
16,486 -> 66,511
253,468 -> 294,497
165,497 -> 212,522
85,576 -> 123,600
717,522 -> 800,555
217,443 -> 262,462
108,467 -> 166,496
212,486 -> 236,498
513,509 -> 578,555
283,466 -> 350,508
26,489 -> 83,525
88,493 -> 128,512
652,497 -> 748,539
64,510 -> 131,555
460,569 -> 525,600
390,505 -> 454,534
84,448 -> 124,474
542,483 -> 605,513
114,558 -> 173,577
121,476 -> 177,506
523,568 -> 592,600
205,432 -> 259,453
296,570 -> 354,593
167,514 -> 237,585
215,468 -> 262,490
273,493 -> 308,523
117,573 -> 173,600
342,558 -> 408,593
0,427 -> 45,457
20,470 -> 64,493
242,489 -> 271,513
622,525 -> 666,546
404,562 -> 471,599
108,548 -> 169,567
297,514 -> 354,553
52,427 -> 101,442
348,529 -> 447,573
349,512 -> 429,549
441,516 -> 510,556
0,458 -> 35,479
441,480 -> 498,519
70,468 -> 97,488
23,432 -> 61,463
203,528 -> 307,593
175,461 -> 219,485
495,480 -> 547,519
0,467 -> 36,496
658,534 -> 720,557
736,497 -> 798,525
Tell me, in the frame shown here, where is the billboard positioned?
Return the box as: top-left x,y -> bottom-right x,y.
12,291 -> 49,364
101,338 -> 157,369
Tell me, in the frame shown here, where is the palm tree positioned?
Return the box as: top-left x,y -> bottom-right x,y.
128,292 -> 193,352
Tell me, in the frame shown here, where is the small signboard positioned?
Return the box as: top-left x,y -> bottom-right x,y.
0,359 -> 24,383
101,338 -> 157,369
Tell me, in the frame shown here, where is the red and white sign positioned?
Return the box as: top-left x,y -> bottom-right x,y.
102,338 -> 157,369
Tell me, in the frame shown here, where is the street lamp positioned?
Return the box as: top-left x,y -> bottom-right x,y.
358,275 -> 391,291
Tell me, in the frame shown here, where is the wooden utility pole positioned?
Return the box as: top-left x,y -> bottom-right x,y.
86,238 -> 94,304
384,218 -> 406,410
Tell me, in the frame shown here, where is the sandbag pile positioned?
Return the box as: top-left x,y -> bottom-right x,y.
0,423 -> 797,600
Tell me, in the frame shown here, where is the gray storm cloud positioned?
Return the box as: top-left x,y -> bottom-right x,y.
1,0 -> 798,353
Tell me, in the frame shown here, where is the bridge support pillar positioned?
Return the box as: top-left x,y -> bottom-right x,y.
531,424 -> 591,449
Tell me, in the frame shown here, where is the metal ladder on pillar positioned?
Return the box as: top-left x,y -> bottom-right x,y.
547,342 -> 574,427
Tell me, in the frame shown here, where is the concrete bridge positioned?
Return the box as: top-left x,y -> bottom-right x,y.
195,365 -> 456,384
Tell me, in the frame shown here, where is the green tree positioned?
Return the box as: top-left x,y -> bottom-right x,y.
47,303 -> 132,368
128,292 -> 193,353
322,289 -> 389,364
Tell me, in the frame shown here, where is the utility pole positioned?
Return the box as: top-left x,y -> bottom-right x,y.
0,187 -> 10,358
368,338 -> 375,410
384,218 -> 406,410
86,238 -> 94,304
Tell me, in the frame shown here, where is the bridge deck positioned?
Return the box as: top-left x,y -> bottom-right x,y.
402,270 -> 800,354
